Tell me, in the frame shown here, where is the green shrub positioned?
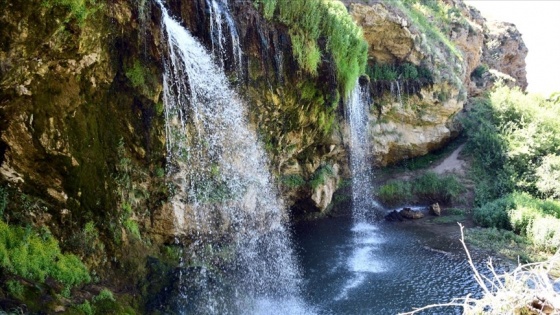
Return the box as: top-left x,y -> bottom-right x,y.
309,165 -> 334,189
376,172 -> 463,206
474,192 -> 560,252
376,181 -> 413,206
94,288 -> 116,302
367,63 -> 432,82
125,60 -> 146,89
124,219 -> 141,240
413,172 -> 463,203
473,195 -> 513,229
367,64 -> 398,81
76,300 -> 94,315
535,154 -> 560,198
464,85 -> 560,208
42,0 -> 100,24
6,280 -> 24,299
280,174 -> 305,188
0,221 -> 90,291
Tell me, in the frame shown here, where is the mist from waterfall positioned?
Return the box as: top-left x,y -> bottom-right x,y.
156,1 -> 310,313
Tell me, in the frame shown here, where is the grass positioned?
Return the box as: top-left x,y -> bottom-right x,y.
465,227 -> 538,263
430,209 -> 467,224
367,63 -> 433,82
376,172 -> 464,207
253,0 -> 368,97
396,0 -> 463,59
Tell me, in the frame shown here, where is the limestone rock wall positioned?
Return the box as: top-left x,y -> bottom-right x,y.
345,0 -> 527,166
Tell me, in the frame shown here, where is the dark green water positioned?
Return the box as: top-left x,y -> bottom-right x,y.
294,215 -> 493,315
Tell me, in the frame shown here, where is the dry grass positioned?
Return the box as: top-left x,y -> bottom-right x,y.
399,224 -> 560,315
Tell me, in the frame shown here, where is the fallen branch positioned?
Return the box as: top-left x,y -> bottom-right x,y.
399,223 -> 560,315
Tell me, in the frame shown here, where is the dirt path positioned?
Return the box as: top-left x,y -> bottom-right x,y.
431,144 -> 466,175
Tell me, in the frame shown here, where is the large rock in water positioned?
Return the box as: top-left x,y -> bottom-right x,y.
430,203 -> 442,216
400,207 -> 425,219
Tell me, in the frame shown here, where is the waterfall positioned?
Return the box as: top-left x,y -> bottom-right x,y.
389,80 -> 403,108
345,82 -> 380,221
156,1 -> 309,313
206,0 -> 243,76
338,81 -> 384,300
395,80 -> 403,108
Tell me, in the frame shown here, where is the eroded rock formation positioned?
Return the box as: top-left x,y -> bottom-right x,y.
345,0 -> 527,166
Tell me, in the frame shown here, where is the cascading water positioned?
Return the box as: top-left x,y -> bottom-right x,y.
205,0 -> 243,76
395,80 -> 403,108
389,80 -> 403,108
156,1 -> 309,313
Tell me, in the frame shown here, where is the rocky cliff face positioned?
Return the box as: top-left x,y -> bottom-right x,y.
344,0 -> 527,166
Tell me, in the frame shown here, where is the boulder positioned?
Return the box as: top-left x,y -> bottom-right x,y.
400,207 -> 424,219
385,210 -> 404,222
430,203 -> 441,216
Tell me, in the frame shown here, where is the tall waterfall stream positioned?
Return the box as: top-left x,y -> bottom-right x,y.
157,1 -> 310,313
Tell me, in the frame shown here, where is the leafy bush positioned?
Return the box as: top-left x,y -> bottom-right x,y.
309,165 -> 334,189
535,154 -> 560,198
0,221 -> 90,290
464,86 -> 560,250
473,195 -> 513,230
6,280 -> 24,299
76,300 -> 94,315
280,174 -> 305,188
125,60 -> 146,88
94,288 -> 116,302
473,192 -> 560,252
124,219 -> 141,240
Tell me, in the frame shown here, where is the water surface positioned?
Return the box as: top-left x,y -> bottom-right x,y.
294,216 -> 491,314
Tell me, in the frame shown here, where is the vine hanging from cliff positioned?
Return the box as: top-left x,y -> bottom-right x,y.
253,0 -> 368,97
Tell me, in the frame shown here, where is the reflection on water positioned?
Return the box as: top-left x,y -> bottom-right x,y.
294,217 -> 495,315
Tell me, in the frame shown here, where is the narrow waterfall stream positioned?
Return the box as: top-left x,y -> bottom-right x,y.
157,1 -> 310,313
205,0 -> 243,74
345,82 -> 379,221
337,82 -> 386,302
